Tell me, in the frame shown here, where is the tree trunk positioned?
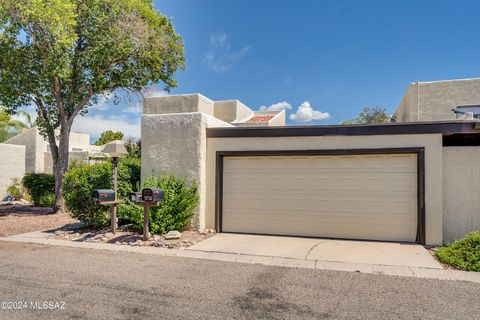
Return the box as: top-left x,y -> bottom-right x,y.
52,125 -> 71,213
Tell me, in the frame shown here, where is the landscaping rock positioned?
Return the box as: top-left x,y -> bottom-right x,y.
165,230 -> 181,240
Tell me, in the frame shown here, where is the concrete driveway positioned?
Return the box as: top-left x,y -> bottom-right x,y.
189,233 -> 442,269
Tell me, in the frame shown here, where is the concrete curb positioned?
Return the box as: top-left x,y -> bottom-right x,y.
1,232 -> 479,283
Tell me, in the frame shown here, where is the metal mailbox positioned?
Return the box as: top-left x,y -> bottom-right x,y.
92,189 -> 115,204
127,192 -> 143,203
141,188 -> 165,202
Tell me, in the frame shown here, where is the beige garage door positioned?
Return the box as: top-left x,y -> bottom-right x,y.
222,153 -> 418,242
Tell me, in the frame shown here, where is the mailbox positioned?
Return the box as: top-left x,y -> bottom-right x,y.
92,189 -> 115,204
128,192 -> 143,203
141,188 -> 164,202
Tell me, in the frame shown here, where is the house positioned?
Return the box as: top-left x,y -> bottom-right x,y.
141,88 -> 480,246
393,78 -> 480,122
4,127 -> 104,174
0,143 -> 25,198
1,127 -> 105,198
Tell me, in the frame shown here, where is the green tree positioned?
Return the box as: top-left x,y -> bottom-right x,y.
94,130 -> 124,146
125,137 -> 141,159
341,107 -> 391,125
0,0 -> 185,212
0,108 -> 33,142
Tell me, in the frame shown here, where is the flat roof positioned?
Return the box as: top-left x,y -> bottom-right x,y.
207,121 -> 480,138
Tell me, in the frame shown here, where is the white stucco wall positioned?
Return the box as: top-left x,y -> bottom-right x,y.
443,147 -> 480,243
0,144 -> 25,197
4,128 -> 38,173
5,127 -> 92,173
268,110 -> 286,126
206,134 -> 444,245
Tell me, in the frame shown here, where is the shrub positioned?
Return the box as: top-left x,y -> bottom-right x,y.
118,174 -> 199,234
6,177 -> 29,201
62,159 -> 140,227
436,231 -> 480,272
22,173 -> 55,206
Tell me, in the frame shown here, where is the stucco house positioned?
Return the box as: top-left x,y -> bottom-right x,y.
0,127 -> 105,198
393,78 -> 480,122
4,127 -> 104,174
141,81 -> 480,246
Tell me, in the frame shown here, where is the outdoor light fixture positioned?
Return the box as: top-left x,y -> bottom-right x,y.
102,140 -> 128,234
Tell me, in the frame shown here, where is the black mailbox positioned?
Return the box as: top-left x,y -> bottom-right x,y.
128,192 -> 143,203
141,188 -> 164,202
92,189 -> 115,204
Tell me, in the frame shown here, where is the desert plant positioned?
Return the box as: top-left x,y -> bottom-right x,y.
62,160 -> 139,227
6,177 -> 29,201
436,231 -> 480,272
22,173 -> 55,206
118,174 -> 198,234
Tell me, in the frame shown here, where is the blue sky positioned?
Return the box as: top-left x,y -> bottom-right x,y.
70,0 -> 480,140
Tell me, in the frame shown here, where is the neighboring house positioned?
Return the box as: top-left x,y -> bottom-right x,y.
0,143 -> 25,198
142,91 -> 480,245
393,78 -> 480,122
143,94 -> 285,127
4,127 -> 103,174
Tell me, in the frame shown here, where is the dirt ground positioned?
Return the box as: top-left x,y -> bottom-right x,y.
0,204 -> 78,237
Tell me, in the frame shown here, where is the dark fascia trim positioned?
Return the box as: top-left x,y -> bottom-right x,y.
207,121 -> 480,138
215,147 -> 426,245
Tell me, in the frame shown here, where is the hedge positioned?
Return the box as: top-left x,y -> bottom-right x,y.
22,173 -> 55,206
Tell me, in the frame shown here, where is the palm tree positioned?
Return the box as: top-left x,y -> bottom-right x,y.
0,108 -> 33,142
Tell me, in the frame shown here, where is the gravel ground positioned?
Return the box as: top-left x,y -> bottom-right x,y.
50,227 -> 215,248
0,204 -> 77,237
0,241 -> 479,320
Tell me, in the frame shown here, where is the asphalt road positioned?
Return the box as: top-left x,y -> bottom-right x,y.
0,242 -> 478,320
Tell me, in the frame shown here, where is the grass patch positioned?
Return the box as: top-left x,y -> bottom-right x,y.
435,231 -> 480,272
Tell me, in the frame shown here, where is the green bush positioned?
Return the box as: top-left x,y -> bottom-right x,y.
62,159 -> 139,227
6,177 -> 29,201
118,175 -> 199,235
22,173 -> 55,206
436,231 -> 480,272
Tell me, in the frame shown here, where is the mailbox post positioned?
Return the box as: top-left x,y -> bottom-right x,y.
128,189 -> 164,240
102,140 -> 128,234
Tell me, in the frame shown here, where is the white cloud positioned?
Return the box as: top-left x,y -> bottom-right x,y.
259,101 -> 292,111
205,32 -> 251,72
143,87 -> 168,98
209,32 -> 228,48
289,101 -> 330,123
123,102 -> 142,113
72,114 -> 140,139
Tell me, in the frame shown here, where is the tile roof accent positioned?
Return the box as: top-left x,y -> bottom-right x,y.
247,115 -> 274,123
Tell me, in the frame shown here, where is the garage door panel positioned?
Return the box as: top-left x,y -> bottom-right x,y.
222,153 -> 418,242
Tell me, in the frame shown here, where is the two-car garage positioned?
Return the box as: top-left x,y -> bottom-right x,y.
217,149 -> 424,243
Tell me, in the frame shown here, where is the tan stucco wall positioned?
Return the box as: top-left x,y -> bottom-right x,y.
206,134 -> 444,245
214,100 -> 253,123
443,147 -> 480,243
394,83 -> 419,122
143,94 -> 215,117
394,79 -> 480,122
0,144 -> 25,197
141,112 -> 232,229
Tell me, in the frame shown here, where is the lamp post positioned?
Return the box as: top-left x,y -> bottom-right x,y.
102,140 -> 128,234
